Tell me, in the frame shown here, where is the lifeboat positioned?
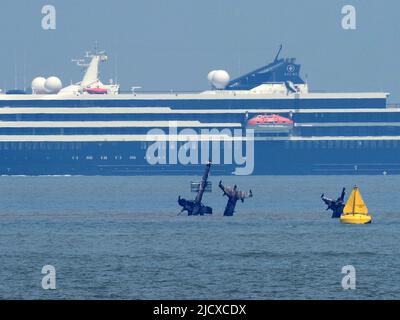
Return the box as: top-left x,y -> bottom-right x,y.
83,87 -> 108,94
246,114 -> 294,133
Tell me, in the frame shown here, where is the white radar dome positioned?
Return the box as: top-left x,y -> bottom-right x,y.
208,69 -> 230,89
31,77 -> 47,94
44,76 -> 63,93
207,70 -> 217,83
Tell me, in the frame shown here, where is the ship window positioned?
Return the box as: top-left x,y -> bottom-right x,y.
387,127 -> 396,135
343,127 -> 352,136
101,156 -> 108,160
129,155 -> 136,160
359,127 -> 367,136
86,156 -> 93,160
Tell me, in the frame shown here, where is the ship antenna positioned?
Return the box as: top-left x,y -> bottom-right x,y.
274,44 -> 283,62
23,50 -> 27,90
14,59 -> 17,89
94,40 -> 99,55
114,52 -> 118,85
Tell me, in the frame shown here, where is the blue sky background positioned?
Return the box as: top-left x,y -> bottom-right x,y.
0,0 -> 399,100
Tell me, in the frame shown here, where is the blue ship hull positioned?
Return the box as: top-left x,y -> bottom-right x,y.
0,140 -> 399,176
0,97 -> 387,109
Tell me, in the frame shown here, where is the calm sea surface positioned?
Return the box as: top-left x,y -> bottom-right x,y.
0,175 -> 399,299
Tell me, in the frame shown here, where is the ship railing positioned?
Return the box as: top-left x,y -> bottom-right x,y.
119,90 -> 203,94
118,89 -> 251,96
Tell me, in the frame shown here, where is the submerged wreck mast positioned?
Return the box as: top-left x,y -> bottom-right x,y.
178,162 -> 213,216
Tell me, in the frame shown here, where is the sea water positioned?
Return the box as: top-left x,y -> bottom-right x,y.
0,175 -> 399,299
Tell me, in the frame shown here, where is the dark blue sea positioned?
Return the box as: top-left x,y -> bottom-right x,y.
0,175 -> 399,300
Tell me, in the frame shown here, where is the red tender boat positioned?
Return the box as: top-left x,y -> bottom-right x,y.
247,114 -> 294,133
83,87 -> 108,94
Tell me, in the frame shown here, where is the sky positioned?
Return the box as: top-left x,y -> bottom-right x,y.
0,0 -> 400,100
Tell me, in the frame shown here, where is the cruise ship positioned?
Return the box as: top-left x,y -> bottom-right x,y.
0,47 -> 398,176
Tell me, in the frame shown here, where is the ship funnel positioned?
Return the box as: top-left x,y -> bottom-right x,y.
81,54 -> 108,87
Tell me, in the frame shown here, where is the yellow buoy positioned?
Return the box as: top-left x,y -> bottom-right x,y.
340,186 -> 372,224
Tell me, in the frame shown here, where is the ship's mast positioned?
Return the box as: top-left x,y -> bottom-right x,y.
69,47 -> 119,95
72,50 -> 108,87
